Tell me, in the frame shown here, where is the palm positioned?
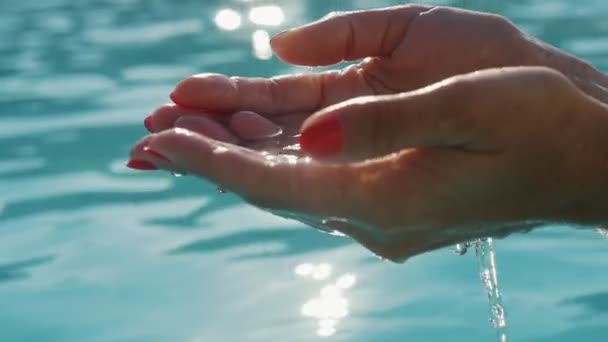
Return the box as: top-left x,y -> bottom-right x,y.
242,112 -> 306,154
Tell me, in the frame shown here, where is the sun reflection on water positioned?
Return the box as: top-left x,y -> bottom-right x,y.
214,5 -> 283,60
214,8 -> 242,31
249,5 -> 285,26
252,29 -> 272,60
295,263 -> 357,337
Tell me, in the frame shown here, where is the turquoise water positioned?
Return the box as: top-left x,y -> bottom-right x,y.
1,0 -> 608,341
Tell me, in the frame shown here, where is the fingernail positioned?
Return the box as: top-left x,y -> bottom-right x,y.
169,91 -> 179,104
143,147 -> 170,162
126,159 -> 158,170
299,116 -> 343,157
144,115 -> 153,132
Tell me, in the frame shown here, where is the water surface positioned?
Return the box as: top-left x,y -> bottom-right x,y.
1,0 -> 608,341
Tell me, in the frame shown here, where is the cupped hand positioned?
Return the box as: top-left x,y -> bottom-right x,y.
129,66 -> 608,261
144,4 -> 608,148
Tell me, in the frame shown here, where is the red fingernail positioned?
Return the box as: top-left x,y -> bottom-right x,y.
169,91 -> 178,103
126,159 -> 158,170
299,116 -> 343,157
144,148 -> 170,162
144,116 -> 153,132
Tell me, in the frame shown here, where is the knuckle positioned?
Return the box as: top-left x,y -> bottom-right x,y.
530,67 -> 572,91
511,67 -> 575,105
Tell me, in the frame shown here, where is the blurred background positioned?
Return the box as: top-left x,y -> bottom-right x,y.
1,0 -> 608,341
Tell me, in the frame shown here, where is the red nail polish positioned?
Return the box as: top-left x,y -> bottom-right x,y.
144,116 -> 153,132
126,159 -> 158,170
144,148 -> 170,162
299,116 -> 343,157
169,91 -> 178,104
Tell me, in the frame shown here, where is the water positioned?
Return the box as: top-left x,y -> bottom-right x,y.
474,239 -> 507,340
1,0 -> 608,341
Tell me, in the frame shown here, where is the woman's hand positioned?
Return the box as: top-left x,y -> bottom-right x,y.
144,4 -> 608,148
129,66 -> 608,261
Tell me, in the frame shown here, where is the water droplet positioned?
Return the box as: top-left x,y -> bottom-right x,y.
472,238 -> 508,340
281,143 -> 301,152
299,156 -> 312,164
321,217 -> 349,225
264,154 -> 278,167
319,217 -> 350,236
489,304 -> 506,328
480,269 -> 494,293
171,171 -> 184,177
213,145 -> 229,154
453,242 -> 469,255
217,186 -> 226,193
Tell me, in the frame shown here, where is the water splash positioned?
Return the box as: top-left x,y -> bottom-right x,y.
474,238 -> 508,341
453,238 -> 507,341
320,218 -> 348,237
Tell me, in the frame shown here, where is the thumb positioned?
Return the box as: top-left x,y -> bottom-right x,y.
270,5 -> 433,66
298,80 -> 478,160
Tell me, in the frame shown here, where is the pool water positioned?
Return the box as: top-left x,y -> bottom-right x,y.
1,0 -> 608,341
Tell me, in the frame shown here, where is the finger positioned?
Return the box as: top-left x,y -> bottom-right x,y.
132,128 -> 361,218
146,103 -> 227,132
270,5 -> 434,66
169,68 -> 375,116
129,134 -> 155,156
147,104 -> 283,142
127,134 -> 176,171
228,111 -> 282,140
174,116 -> 239,144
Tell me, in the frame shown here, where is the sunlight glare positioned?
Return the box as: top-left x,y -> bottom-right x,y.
249,5 -> 285,26
215,9 -> 242,31
252,30 -> 272,60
